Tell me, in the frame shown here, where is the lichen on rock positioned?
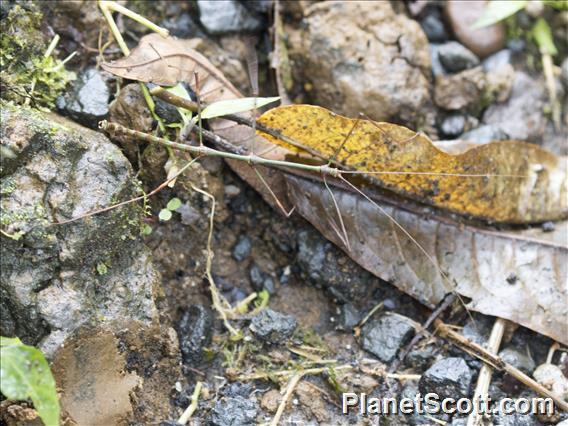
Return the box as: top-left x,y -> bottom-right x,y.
0,104 -> 160,356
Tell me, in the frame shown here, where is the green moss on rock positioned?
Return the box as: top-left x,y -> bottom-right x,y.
0,4 -> 75,108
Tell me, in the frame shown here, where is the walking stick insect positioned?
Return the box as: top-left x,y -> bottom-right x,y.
89,3 -> 566,346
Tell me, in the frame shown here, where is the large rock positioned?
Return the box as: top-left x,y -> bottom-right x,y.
287,1 -> 433,127
482,72 -> 547,142
0,104 -> 160,355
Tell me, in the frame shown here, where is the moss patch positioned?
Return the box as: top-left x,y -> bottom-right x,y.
0,4 -> 75,108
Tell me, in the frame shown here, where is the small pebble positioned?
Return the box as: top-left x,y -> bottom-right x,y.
498,346 -> 536,374
58,68 -> 109,128
440,113 -> 466,138
419,357 -> 472,399
437,41 -> 480,73
224,184 -> 241,198
198,0 -> 263,35
542,221 -> 555,232
420,10 -> 449,43
177,304 -> 213,365
360,313 -> 415,363
249,308 -> 297,344
232,235 -> 252,262
337,303 -> 361,330
210,396 -> 258,426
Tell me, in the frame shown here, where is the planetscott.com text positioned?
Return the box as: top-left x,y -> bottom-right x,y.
342,392 -> 554,416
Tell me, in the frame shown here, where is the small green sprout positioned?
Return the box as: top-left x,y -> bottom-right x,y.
158,197 -> 182,222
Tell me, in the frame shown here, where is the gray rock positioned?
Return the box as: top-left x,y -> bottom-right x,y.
483,72 -> 547,142
249,308 -> 297,344
108,84 -> 153,163
361,313 -> 415,363
249,263 -> 276,295
58,68 -> 109,129
161,12 -> 206,39
430,44 -> 447,77
241,0 -> 273,14
198,0 -> 263,35
178,202 -> 201,226
232,235 -> 252,261
434,67 -> 486,113
498,347 -> 536,375
483,49 -> 512,73
437,41 -> 480,73
0,105 -> 159,355
406,345 -> 437,371
287,1 -> 433,127
337,303 -> 361,330
420,10 -> 449,43
177,304 -> 213,366
461,124 -> 508,143
561,58 -> 568,89
440,114 -> 466,137
211,396 -> 258,426
419,357 -> 472,399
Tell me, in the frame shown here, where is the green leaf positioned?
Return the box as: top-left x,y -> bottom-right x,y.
96,262 -> 108,275
158,209 -> 172,221
200,97 -> 280,119
0,338 -> 60,426
254,290 -> 270,309
166,197 -> 182,211
543,0 -> 568,10
167,83 -> 193,125
532,18 -> 558,55
472,0 -> 527,29
141,224 -> 153,236
0,336 -> 22,346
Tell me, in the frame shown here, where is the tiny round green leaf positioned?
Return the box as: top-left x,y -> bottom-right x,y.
159,209 -> 172,221
167,197 -> 182,211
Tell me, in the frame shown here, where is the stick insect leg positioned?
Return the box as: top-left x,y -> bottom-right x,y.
337,174 -> 474,323
252,167 -> 295,217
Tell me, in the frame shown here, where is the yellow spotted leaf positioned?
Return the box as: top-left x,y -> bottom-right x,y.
257,105 -> 567,224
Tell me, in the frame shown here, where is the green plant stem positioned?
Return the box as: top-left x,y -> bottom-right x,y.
98,0 -> 167,132
178,381 -> 202,424
99,1 -> 169,38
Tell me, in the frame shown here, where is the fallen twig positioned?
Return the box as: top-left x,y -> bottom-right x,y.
177,381 -> 203,425
467,318 -> 507,426
270,373 -> 302,426
434,320 -> 568,412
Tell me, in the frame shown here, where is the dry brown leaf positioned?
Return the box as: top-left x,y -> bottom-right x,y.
257,105 -> 568,224
285,175 -> 568,344
101,34 -> 291,210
